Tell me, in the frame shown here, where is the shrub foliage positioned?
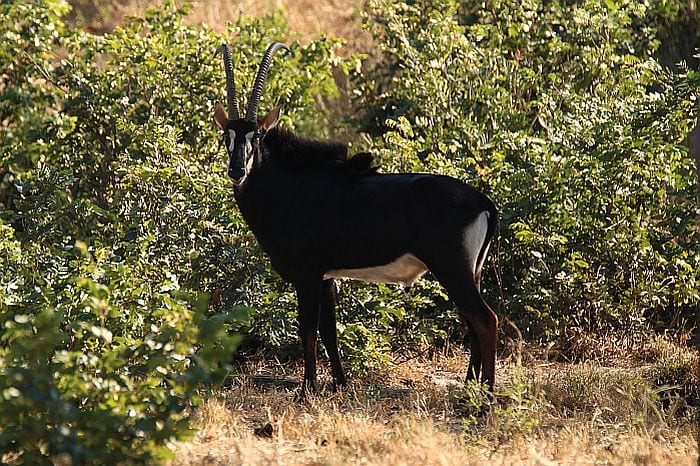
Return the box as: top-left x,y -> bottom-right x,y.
359,0 -> 698,342
0,0 -> 349,461
0,0 -> 697,461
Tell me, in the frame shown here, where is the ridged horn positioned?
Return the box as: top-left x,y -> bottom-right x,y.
215,44 -> 240,120
245,42 -> 289,122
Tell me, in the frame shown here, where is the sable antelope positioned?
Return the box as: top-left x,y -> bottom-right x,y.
214,42 -> 499,393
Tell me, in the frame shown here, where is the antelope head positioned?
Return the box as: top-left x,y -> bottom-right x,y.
214,42 -> 288,185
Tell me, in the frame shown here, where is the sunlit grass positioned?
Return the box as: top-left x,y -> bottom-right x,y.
170,343 -> 698,465
68,0 -> 370,50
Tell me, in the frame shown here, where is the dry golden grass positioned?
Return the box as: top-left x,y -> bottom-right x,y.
71,0 -> 370,49
169,351 -> 699,465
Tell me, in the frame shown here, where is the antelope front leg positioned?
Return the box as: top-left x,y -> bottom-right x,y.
295,279 -> 322,395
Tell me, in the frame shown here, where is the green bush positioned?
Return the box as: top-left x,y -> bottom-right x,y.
1,0 -> 698,461
0,0 -> 351,461
359,0 -> 698,344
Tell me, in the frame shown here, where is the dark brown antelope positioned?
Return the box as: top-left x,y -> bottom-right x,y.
215,42 -> 499,394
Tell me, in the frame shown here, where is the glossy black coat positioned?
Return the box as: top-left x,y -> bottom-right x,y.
232,127 -> 499,392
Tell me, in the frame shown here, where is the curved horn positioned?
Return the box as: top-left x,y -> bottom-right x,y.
245,42 -> 289,122
215,44 -> 240,120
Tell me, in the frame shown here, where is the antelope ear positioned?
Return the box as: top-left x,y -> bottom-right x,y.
259,105 -> 281,132
214,102 -> 228,129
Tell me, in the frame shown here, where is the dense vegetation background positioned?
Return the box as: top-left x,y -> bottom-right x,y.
1,0 -> 697,462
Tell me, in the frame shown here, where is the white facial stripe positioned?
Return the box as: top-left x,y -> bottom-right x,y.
228,131 -> 258,183
246,151 -> 255,173
228,129 -> 236,152
244,132 -> 256,173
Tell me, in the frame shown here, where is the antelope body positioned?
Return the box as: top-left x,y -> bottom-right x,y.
214,43 -> 499,392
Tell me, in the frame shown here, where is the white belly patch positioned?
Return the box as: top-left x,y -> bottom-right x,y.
323,253 -> 428,286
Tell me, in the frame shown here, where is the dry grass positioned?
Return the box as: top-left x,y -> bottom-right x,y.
169,350 -> 699,465
69,0 -> 370,49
